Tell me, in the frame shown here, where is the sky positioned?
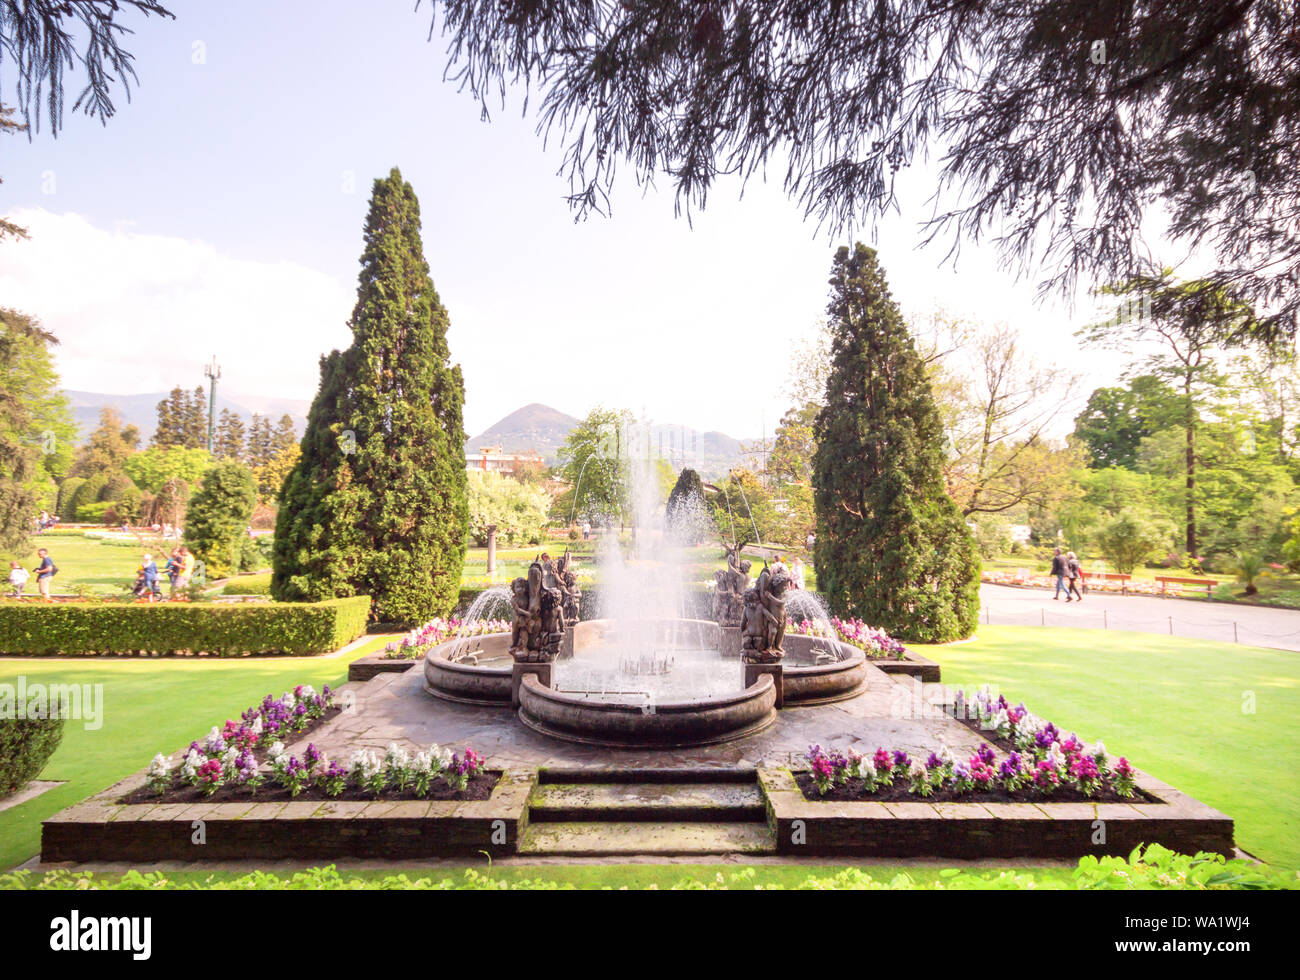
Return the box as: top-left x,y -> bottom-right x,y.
0,0 -> 1126,440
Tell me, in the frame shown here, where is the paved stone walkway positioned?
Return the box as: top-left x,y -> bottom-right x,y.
979,583 -> 1300,652
289,662 -> 985,772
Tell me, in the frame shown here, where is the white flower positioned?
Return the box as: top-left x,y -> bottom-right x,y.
383,742 -> 409,768
990,708 -> 1010,733
1047,742 -> 1067,772
181,748 -> 203,780
1094,740 -> 1107,757
937,745 -> 955,767
909,761 -> 927,779
250,717 -> 264,734
148,753 -> 171,777
220,747 -> 239,772
298,684 -> 316,700
349,749 -> 379,776
267,741 -> 286,761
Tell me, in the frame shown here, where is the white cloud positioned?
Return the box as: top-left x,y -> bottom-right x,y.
0,208 -> 355,400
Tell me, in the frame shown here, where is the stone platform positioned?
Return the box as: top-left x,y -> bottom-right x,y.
40,663 -> 1235,863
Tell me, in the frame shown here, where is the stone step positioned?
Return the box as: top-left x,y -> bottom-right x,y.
529,782 -> 767,823
517,821 -> 777,856
536,766 -> 757,785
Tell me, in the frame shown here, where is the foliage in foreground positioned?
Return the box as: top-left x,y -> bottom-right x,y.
0,846 -> 1291,890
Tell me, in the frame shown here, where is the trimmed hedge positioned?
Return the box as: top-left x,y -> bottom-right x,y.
0,597 -> 371,656
0,716 -> 65,795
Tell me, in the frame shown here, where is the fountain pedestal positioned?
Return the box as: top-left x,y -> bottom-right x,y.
512,662 -> 553,708
719,626 -> 742,659
744,662 -> 784,708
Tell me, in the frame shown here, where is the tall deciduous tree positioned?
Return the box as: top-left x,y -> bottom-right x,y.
0,307 -> 75,549
553,406 -> 634,528
71,406 -> 138,477
1082,271 -> 1278,554
812,244 -> 979,643
273,168 -> 468,625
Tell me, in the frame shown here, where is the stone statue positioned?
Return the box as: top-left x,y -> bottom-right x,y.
712,546 -> 751,628
741,564 -> 789,663
509,556 -> 565,663
556,550 -> 582,624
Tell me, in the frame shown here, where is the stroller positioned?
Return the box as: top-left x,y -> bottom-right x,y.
131,567 -> 161,601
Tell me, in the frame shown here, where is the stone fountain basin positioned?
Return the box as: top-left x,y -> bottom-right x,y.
423,618 -> 868,746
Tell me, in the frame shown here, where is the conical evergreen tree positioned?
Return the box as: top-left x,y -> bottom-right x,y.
812,244 -> 979,642
272,168 -> 469,625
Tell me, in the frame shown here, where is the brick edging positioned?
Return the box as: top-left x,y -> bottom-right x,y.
756,767 -> 1233,858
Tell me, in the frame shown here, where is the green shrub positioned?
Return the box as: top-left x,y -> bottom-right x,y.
55,477 -> 85,517
108,485 -> 144,524
75,501 -> 113,523
0,716 -> 66,795
238,535 -> 263,573
67,473 -> 107,519
223,573 -> 272,596
0,596 -> 370,656
1097,511 -> 1175,574
184,462 -> 258,579
97,472 -> 137,503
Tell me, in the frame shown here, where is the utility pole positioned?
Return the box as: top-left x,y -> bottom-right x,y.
204,356 -> 221,453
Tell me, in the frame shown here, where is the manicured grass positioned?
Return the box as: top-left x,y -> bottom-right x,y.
1,531 -> 161,597
0,651 -> 379,871
916,626 -> 1300,870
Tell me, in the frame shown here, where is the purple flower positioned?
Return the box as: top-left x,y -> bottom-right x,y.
975,743 -> 996,766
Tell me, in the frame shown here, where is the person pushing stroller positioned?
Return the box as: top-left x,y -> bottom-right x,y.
131,553 -> 161,601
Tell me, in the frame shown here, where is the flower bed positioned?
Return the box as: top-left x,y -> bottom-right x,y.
798,687 -> 1151,804
119,683 -> 495,803
786,616 -> 908,659
383,617 -> 511,660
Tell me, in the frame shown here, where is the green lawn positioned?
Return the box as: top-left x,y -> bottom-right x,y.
916,626 -> 1300,870
1,530 -> 160,597
0,641 -> 389,870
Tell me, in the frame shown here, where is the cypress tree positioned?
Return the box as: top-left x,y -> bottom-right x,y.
811,244 -> 979,643
665,467 -> 708,543
272,167 -> 468,625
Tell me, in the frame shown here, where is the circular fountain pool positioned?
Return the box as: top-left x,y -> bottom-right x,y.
423,618 -> 868,748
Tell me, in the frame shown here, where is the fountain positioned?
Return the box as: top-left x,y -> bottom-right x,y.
424,420 -> 868,746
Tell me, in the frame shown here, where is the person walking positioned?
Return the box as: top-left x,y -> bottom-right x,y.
1049,547 -> 1069,600
790,556 -> 806,590
174,546 -> 196,599
141,553 -> 160,601
33,548 -> 56,601
9,561 -> 29,597
164,548 -> 181,596
806,531 -> 816,552
1066,551 -> 1084,602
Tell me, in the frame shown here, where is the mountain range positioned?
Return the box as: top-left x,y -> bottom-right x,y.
63,392 -> 753,477
465,402 -> 753,477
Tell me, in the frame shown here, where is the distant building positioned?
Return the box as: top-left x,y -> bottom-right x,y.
465,446 -> 544,476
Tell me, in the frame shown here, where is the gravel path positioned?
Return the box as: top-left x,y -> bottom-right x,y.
979,583 -> 1300,652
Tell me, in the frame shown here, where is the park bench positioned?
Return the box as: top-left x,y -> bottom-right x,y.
1154,575 -> 1218,598
1080,571 -> 1132,594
